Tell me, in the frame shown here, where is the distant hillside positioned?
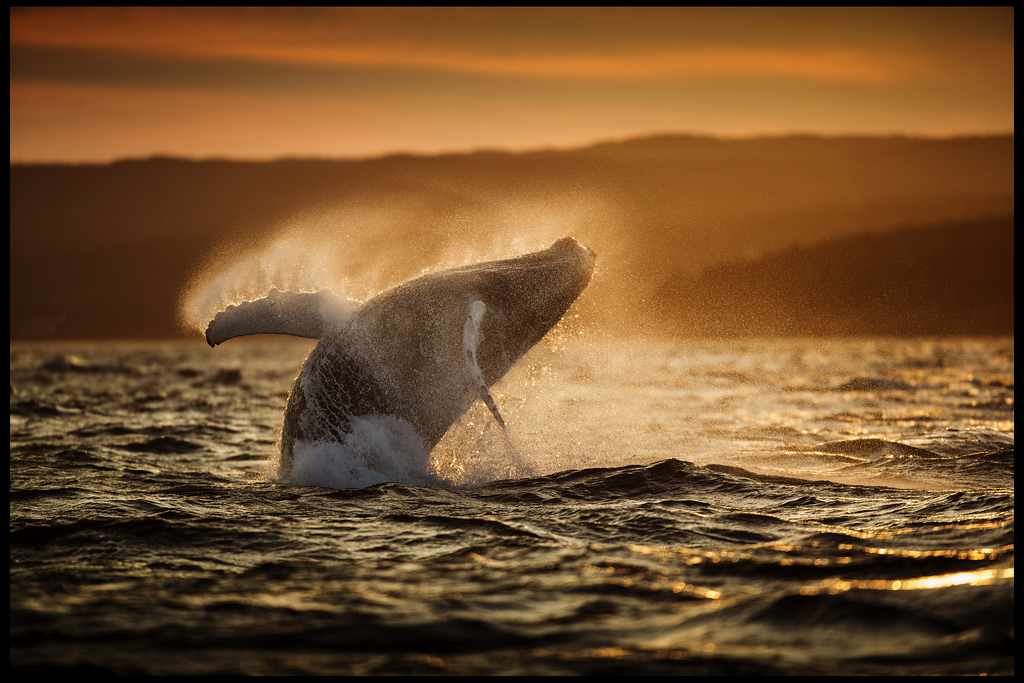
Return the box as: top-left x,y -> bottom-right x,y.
9,134 -> 1015,339
653,215 -> 1014,337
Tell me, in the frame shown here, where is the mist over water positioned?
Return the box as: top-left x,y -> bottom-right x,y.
179,194 -> 615,338
175,199 -> 1013,494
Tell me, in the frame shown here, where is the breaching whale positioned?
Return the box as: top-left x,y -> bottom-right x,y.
205,237 -> 595,477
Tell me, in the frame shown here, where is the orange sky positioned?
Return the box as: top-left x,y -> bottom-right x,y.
9,7 -> 1015,163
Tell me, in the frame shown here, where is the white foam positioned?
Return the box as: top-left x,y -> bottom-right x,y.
284,415 -> 432,489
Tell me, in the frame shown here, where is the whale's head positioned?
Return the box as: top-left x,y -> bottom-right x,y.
552,236 -> 596,268
545,236 -> 596,294
464,236 -> 594,307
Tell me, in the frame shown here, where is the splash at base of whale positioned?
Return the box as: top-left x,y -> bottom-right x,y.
205,237 -> 595,485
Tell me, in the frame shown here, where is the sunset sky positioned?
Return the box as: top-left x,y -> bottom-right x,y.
9,7 -> 1015,163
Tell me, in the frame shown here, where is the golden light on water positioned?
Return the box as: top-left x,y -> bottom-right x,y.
802,566 -> 1014,595
838,544 -> 1008,561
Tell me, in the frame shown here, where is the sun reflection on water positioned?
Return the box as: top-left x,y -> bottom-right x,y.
801,566 -> 1013,595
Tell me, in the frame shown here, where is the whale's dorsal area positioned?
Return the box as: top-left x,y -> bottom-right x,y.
204,237 -> 596,476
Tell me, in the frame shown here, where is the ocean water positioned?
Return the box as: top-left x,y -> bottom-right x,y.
10,335 -> 1014,675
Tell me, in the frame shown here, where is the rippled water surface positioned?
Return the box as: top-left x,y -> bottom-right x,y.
10,336 -> 1014,675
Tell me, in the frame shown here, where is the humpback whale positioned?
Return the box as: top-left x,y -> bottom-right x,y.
205,237 -> 595,477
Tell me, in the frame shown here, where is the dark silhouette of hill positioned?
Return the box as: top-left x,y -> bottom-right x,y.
652,215 -> 1014,337
9,134 -> 1015,339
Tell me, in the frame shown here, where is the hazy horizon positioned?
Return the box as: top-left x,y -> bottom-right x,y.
9,130 -> 1016,167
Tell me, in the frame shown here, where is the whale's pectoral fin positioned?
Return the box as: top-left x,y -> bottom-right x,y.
463,300 -> 506,429
205,289 -> 359,347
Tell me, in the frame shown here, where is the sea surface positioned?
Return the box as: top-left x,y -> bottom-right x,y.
10,336 -> 1014,675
